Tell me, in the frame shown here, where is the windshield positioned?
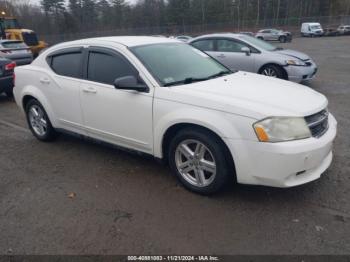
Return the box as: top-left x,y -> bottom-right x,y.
131,43 -> 231,86
311,25 -> 321,30
238,35 -> 277,51
0,18 -> 20,30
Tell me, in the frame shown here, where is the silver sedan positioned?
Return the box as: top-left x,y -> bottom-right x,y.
189,33 -> 317,83
0,40 -> 33,65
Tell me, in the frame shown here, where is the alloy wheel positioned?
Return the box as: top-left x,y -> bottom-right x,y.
175,139 -> 217,187
28,105 -> 48,136
262,68 -> 278,77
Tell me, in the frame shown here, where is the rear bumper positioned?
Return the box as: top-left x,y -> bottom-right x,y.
0,76 -> 14,93
225,114 -> 337,188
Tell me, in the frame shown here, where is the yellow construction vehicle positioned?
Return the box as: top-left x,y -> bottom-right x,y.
0,16 -> 48,57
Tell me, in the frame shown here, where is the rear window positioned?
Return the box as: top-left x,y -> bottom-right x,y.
51,52 -> 83,78
1,41 -> 27,49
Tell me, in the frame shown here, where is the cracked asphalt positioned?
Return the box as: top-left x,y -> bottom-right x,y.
0,36 -> 349,255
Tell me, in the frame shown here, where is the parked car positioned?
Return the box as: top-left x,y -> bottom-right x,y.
301,23 -> 324,37
0,57 -> 15,97
0,40 -> 33,65
255,29 -> 292,43
14,36 -> 337,195
337,25 -> 350,35
239,32 -> 254,37
323,28 -> 339,37
175,35 -> 193,42
190,33 -> 317,83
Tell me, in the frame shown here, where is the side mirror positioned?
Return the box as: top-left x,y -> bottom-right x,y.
114,75 -> 149,93
241,46 -> 251,56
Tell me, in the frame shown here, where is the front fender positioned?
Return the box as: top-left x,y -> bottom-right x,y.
153,105 -> 256,158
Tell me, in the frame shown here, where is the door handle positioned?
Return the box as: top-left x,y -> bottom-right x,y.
217,54 -> 226,59
82,86 -> 97,94
40,77 -> 50,84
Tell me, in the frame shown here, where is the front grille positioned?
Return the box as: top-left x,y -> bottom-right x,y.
21,32 -> 39,46
305,109 -> 329,138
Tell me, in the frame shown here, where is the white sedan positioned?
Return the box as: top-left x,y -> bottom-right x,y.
14,36 -> 337,195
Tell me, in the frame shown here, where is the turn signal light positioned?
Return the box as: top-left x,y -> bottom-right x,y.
254,126 -> 269,142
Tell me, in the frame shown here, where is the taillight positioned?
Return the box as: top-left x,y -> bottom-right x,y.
5,62 -> 16,71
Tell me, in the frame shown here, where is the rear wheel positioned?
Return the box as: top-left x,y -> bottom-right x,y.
25,99 -> 57,141
168,128 -> 233,195
260,64 -> 285,79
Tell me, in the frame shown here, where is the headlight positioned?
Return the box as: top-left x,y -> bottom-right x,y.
253,117 -> 311,142
286,59 -> 306,66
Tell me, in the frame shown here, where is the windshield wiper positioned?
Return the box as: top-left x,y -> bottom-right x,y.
164,77 -> 205,87
206,70 -> 232,79
163,71 -> 232,87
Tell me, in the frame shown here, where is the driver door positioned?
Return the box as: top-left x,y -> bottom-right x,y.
79,47 -> 154,154
210,39 -> 256,72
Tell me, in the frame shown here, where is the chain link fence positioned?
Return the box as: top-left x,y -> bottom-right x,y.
41,15 -> 350,45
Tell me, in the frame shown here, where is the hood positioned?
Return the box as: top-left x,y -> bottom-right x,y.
157,72 -> 327,120
275,49 -> 310,61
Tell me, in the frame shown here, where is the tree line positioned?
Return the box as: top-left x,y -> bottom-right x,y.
2,0 -> 350,36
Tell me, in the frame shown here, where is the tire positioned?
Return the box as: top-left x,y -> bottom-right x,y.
260,64 -> 285,79
279,36 -> 287,43
25,99 -> 57,142
257,36 -> 264,40
168,127 -> 233,195
5,90 -> 13,98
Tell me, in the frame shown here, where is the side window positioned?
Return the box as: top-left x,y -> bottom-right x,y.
87,51 -> 136,85
262,30 -> 270,33
217,39 -> 247,53
51,52 -> 83,78
191,39 -> 215,52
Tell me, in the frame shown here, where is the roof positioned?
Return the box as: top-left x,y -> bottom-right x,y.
65,36 -> 181,47
190,33 -> 246,42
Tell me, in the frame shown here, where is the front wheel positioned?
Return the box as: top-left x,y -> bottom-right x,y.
168,128 -> 233,195
25,99 -> 57,141
279,36 -> 287,43
260,64 -> 285,79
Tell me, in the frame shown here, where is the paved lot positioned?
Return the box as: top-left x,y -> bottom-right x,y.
0,36 -> 350,255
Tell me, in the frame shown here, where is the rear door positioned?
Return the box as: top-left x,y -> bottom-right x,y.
45,47 -> 85,134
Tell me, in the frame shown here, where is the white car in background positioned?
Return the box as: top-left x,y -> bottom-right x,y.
14,37 -> 336,195
301,22 -> 324,37
190,33 -> 318,83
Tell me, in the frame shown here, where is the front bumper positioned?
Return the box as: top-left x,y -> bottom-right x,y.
225,113 -> 337,188
285,61 -> 318,83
